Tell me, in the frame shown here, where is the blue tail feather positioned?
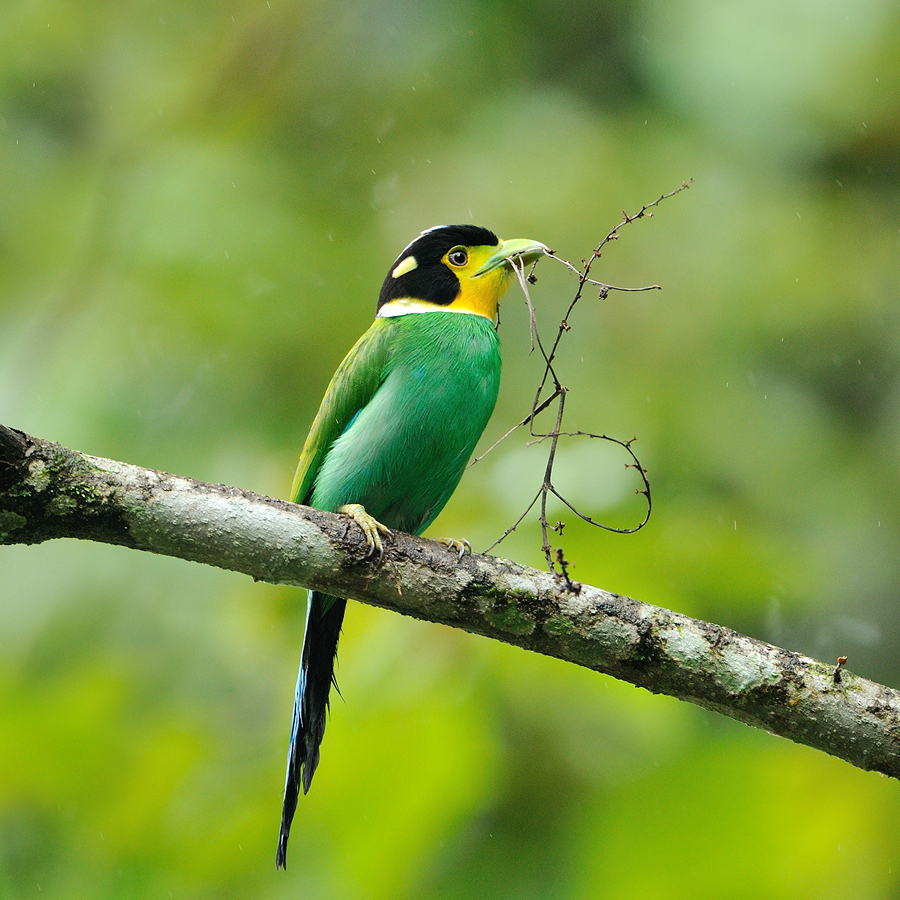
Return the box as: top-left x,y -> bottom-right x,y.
276,590 -> 347,869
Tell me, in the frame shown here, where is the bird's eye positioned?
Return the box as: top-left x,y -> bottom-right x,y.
447,248 -> 468,267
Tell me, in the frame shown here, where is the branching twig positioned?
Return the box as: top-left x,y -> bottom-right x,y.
484,181 -> 692,577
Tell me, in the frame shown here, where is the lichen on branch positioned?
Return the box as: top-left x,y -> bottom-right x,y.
2,422 -> 900,782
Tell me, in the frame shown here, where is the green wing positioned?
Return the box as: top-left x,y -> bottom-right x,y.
290,316 -> 394,505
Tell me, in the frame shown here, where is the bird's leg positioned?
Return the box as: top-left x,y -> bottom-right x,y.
438,538 -> 471,560
338,504 -> 392,557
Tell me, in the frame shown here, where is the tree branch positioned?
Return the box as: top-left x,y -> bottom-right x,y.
2,422 -> 899,780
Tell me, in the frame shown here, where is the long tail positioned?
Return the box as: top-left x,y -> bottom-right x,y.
276,590 -> 347,869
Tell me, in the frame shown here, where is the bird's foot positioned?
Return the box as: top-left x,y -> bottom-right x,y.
438,538 -> 471,560
339,504 -> 392,557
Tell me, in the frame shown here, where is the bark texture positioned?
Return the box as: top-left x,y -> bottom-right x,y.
2,423 -> 899,779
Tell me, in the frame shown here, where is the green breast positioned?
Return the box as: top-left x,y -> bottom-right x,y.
309,312 -> 501,534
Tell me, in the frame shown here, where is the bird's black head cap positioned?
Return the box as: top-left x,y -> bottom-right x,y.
377,224 -> 499,311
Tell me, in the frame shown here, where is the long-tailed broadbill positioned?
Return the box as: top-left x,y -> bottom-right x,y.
276,224 -> 547,868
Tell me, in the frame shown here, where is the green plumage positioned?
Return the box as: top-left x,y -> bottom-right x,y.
277,310 -> 500,868
293,312 -> 501,532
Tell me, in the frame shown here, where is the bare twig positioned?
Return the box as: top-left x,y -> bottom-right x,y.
485,182 -> 692,575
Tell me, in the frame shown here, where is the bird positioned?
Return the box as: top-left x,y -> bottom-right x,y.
276,224 -> 547,868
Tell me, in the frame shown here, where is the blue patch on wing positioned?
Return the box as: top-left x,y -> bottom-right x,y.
341,410 -> 361,435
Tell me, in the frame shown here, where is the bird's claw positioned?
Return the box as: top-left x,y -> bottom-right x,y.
438,538 -> 471,560
339,504 -> 392,558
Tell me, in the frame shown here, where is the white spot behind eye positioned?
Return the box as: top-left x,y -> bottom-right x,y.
392,255 -> 418,279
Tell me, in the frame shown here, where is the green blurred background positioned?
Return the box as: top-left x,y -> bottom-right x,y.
2,0 -> 900,895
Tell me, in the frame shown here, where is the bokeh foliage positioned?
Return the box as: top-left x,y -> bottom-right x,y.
2,0 -> 900,896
